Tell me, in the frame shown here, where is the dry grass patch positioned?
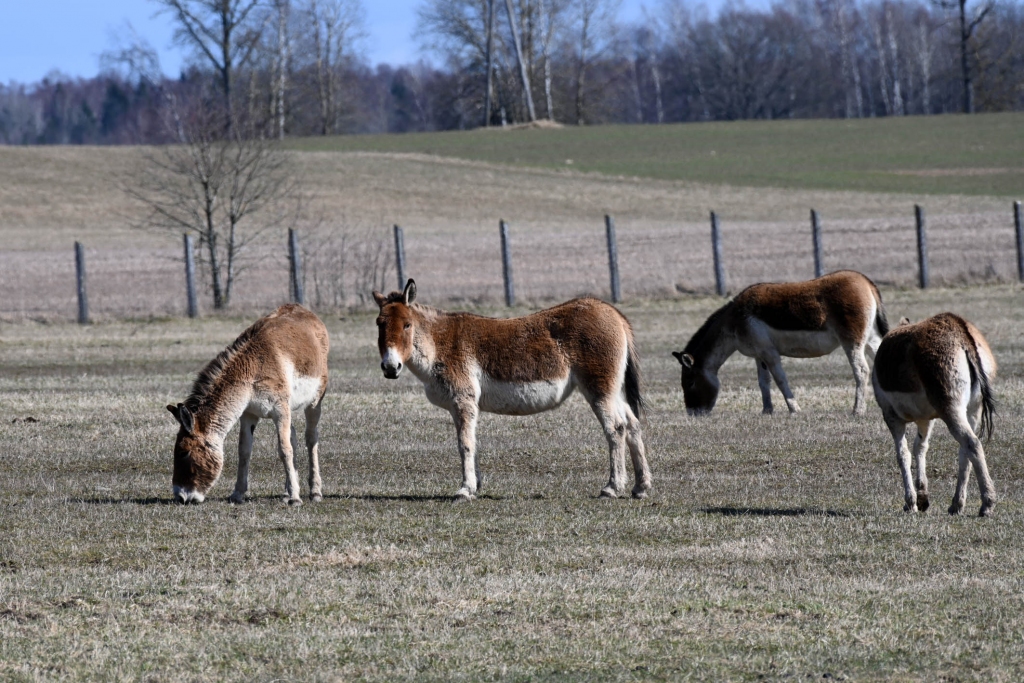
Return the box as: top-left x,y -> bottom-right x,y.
2,286 -> 1024,679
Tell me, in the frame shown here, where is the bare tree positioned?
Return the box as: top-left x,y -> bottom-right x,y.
273,0 -> 291,139
570,0 -> 620,124
504,0 -> 537,121
153,0 -> 266,128
125,95 -> 299,309
935,0 -> 994,113
302,0 -> 363,134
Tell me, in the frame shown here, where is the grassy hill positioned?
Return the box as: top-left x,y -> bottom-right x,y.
289,112 -> 1024,197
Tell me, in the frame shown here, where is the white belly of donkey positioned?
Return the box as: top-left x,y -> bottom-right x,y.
477,374 -> 574,415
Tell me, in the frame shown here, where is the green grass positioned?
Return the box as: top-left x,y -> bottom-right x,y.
288,113 -> 1024,197
3,286 -> 1024,679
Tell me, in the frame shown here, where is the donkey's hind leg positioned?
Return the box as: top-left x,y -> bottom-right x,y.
912,420 -> 933,511
590,397 -> 629,498
883,412 -> 918,512
625,407 -> 651,499
230,413 -> 259,504
843,342 -> 872,416
305,399 -> 323,502
946,413 -> 995,517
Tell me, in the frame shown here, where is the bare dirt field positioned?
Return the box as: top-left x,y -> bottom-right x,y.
0,146 -> 1018,321
1,286 -> 1024,680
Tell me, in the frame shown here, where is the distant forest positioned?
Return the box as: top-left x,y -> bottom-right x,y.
2,0 -> 1022,145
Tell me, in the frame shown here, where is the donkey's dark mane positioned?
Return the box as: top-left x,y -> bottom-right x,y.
683,300 -> 733,360
185,317 -> 268,410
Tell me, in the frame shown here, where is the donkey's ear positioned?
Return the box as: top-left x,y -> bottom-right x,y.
177,403 -> 195,434
372,291 -> 387,307
898,317 -> 911,326
671,351 -> 684,363
403,279 -> 417,305
680,353 -> 695,369
166,404 -> 180,422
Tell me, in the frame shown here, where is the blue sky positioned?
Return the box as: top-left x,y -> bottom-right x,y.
0,0 -> 663,84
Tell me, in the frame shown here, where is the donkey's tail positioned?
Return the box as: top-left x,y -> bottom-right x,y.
872,284 -> 890,337
965,342 -> 996,442
624,333 -> 646,420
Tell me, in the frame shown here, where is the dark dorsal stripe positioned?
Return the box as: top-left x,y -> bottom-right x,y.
186,317 -> 269,411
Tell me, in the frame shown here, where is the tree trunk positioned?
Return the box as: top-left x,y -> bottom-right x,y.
485,0 -> 494,126
276,0 -> 290,139
651,61 -> 664,123
959,0 -> 973,113
504,0 -> 537,121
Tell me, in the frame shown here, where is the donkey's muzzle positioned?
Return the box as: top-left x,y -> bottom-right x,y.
173,485 -> 205,504
381,362 -> 402,379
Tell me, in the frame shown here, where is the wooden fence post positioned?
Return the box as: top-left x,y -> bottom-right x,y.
1014,201 -> 1023,282
710,211 -> 726,296
394,224 -> 407,289
499,219 -> 515,307
74,241 -> 89,324
915,205 -> 929,289
288,228 -> 304,305
183,233 -> 198,319
605,214 -> 621,303
811,209 -> 824,278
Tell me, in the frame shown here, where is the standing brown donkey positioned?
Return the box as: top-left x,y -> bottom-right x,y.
167,304 -> 329,505
373,280 -> 652,501
873,313 -> 997,516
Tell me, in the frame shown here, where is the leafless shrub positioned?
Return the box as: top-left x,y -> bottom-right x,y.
301,219 -> 395,310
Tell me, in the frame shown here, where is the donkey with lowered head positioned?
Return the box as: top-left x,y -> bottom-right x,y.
873,312 -> 997,517
672,270 -> 888,415
373,280 -> 652,502
167,304 -> 330,505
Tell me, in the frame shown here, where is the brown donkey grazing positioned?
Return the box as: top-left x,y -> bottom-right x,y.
873,313 -> 997,517
373,280 -> 652,501
166,304 -> 329,505
672,271 -> 888,415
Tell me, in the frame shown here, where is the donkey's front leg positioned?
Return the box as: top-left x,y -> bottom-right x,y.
274,407 -> 303,506
765,355 -> 800,413
450,402 -> 480,502
756,360 -> 774,414
229,413 -> 259,504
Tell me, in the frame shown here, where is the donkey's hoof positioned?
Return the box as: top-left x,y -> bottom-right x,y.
286,497 -> 303,507
453,489 -> 476,503
631,488 -> 649,500
903,502 -> 916,513
979,504 -> 994,518
310,494 -> 323,503
599,487 -> 618,499
228,492 -> 246,505
916,493 -> 929,512
948,503 -> 963,515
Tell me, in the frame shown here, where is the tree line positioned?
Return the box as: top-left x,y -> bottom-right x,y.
1,0 -> 1022,146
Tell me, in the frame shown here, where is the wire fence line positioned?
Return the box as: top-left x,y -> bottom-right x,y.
2,202 -> 1021,323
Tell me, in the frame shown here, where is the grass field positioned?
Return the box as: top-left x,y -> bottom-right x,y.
3,285 -> 1024,680
288,113 -> 1024,197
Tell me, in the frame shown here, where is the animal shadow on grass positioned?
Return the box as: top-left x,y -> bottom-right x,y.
702,506 -> 851,518
78,496 -> 172,506
325,493 -> 505,503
